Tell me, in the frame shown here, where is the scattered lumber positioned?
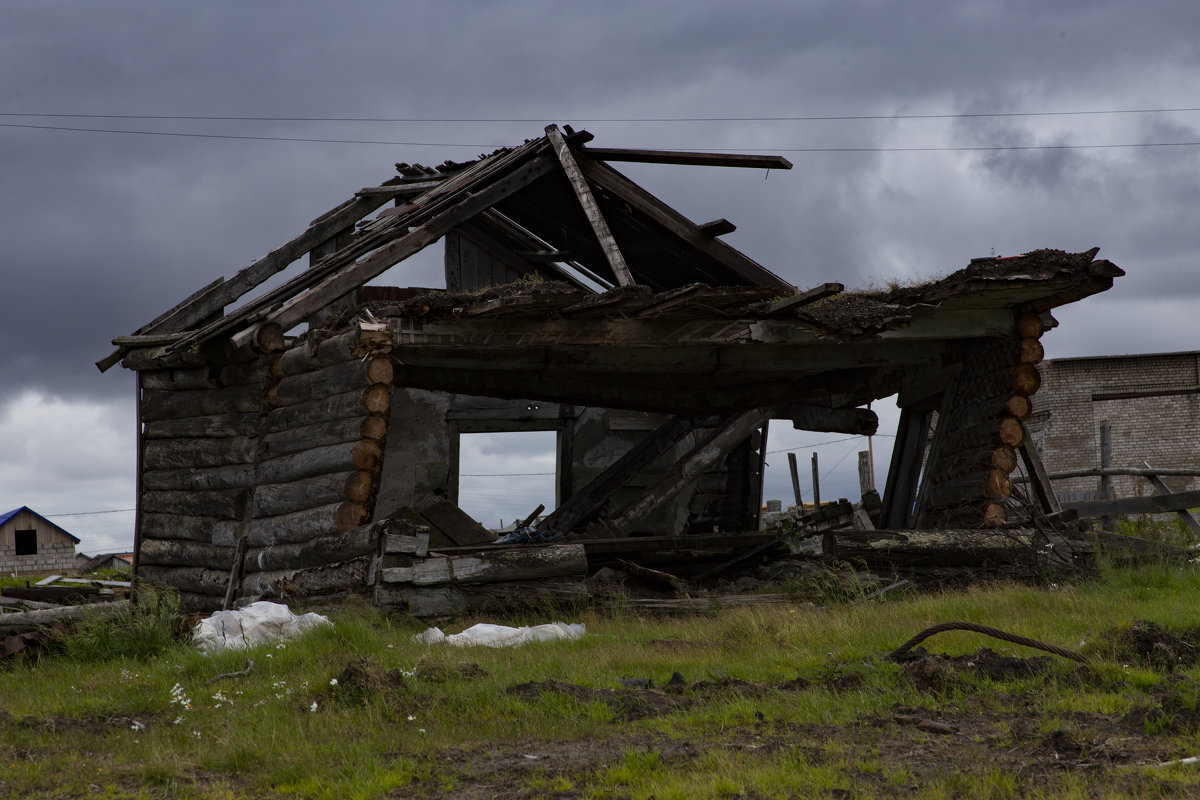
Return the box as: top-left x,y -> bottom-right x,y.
0,602 -> 126,636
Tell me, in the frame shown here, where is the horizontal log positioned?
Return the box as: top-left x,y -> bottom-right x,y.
384,532 -> 430,557
140,513 -> 221,543
251,471 -> 360,518
383,543 -> 587,586
269,357 -> 394,408
137,564 -> 231,597
257,441 -> 382,485
1011,364 -> 1041,397
262,417 -> 366,458
235,502 -> 343,547
141,489 -> 247,519
240,557 -> 371,599
139,538 -> 236,570
278,328 -> 367,375
986,469 -> 1011,501
361,414 -> 388,442
1019,338 -> 1044,365
1022,467 -> 1200,481
983,503 -> 1006,527
137,361 -> 271,391
1003,395 -> 1031,421
142,464 -> 255,492
143,413 -> 260,439
1016,313 -> 1045,339
0,602 -> 127,636
784,404 -> 878,435
377,578 -> 588,616
363,384 -> 393,415
825,528 -> 1040,567
1064,489 -> 1200,519
996,417 -> 1024,448
335,502 -> 368,531
141,385 -> 263,421
143,437 -> 259,470
245,525 -> 381,573
121,346 -> 210,372
345,470 -> 376,504
263,389 -> 371,433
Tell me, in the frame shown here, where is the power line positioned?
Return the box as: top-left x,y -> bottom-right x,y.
44,508 -> 135,517
2,106 -> 1199,123
3,121 -> 1200,153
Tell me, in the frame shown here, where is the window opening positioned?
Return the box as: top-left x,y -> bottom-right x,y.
457,431 -> 558,531
14,529 -> 37,556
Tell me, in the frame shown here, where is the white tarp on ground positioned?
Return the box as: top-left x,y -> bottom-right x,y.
192,601 -> 332,653
414,622 -> 585,648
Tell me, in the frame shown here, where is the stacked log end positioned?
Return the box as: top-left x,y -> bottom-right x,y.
982,313 -> 1045,526
136,323 -> 396,609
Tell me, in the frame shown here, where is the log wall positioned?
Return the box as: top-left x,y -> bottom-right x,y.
133,323 -> 395,609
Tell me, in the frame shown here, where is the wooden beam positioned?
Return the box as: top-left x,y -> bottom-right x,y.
582,147 -> 793,171
1143,461 -> 1200,538
545,125 -> 635,287
1064,489 -> 1200,519
880,407 -> 933,529
1017,422 -> 1061,514
233,153 -> 560,348
601,407 -> 775,536
764,283 -> 843,316
536,414 -> 702,534
698,219 -> 736,236
573,153 -> 794,292
780,404 -> 878,435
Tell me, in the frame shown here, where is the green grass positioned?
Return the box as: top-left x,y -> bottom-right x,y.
7,562 -> 1200,797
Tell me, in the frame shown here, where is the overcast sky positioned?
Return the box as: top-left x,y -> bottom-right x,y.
2,1 -> 1197,554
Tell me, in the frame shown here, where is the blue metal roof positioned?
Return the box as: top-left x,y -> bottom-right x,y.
0,506 -> 81,543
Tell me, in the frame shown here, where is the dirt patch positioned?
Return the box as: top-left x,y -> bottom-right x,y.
1097,620 -> 1200,670
506,680 -> 691,721
326,656 -> 412,707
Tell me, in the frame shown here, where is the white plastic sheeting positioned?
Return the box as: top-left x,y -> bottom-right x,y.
414,621 -> 585,648
192,601 -> 332,653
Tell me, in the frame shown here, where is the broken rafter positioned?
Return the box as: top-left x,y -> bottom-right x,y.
581,147 -> 793,171
545,124 -> 635,287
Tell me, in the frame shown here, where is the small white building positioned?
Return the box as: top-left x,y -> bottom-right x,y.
0,506 -> 80,576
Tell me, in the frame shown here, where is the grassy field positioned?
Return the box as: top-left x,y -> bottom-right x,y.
6,561 -> 1200,798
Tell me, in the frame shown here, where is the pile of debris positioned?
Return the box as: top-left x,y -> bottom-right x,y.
0,573 -> 130,659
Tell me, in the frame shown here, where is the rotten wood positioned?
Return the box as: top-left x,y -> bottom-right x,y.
784,404 -> 878,435
0,602 -> 127,636
1143,461 -> 1200,537
223,537 -> 248,610
1065,489 -> 1200,519
1018,422 -> 1061,514
413,495 -> 496,546
616,559 -> 689,593
764,283 -> 844,316
383,543 -> 587,586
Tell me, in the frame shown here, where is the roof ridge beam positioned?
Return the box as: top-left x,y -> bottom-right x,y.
582,147 -> 792,171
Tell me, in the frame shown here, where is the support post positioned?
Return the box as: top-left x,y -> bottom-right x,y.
858,450 -> 875,494
788,452 -> 803,508
1017,421 -> 1061,514
811,452 -> 821,510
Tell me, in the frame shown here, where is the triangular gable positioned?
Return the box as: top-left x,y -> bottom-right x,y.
99,126 -> 794,370
0,506 -> 81,543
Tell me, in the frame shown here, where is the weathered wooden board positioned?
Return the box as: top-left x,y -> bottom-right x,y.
141,386 -> 262,421
382,543 -> 587,587
143,437 -> 259,470
143,413 -> 261,440
139,538 -> 237,570
141,489 -> 247,519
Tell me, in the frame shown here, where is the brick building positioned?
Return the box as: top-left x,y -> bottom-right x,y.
1024,351 -> 1200,503
0,506 -> 80,576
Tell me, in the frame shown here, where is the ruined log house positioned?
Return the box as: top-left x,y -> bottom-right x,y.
99,126 -> 1123,612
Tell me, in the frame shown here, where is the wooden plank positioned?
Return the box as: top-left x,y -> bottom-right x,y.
697,218 -> 736,236
880,407 -> 933,529
1143,462 -> 1200,537
1064,489 -> 1200,519
1018,422 -> 1061,514
34,575 -> 62,586
788,453 -> 803,506
222,537 -> 247,611
602,407 -> 775,536
545,125 -> 635,287
413,495 -> 496,546
537,414 -> 699,534
383,544 -> 587,586
53,578 -> 132,588
573,153 -> 794,292
581,147 -> 793,171
235,153 -> 560,347
764,283 -> 844,316
384,532 -> 430,557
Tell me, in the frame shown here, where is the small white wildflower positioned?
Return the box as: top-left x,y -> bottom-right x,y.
309,701 -> 319,713
407,715 -> 415,722
329,678 -> 338,687
130,720 -> 145,732
418,728 -> 426,734
276,643 -> 286,650
386,643 -> 394,649
193,730 -> 201,739
173,716 -> 184,725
